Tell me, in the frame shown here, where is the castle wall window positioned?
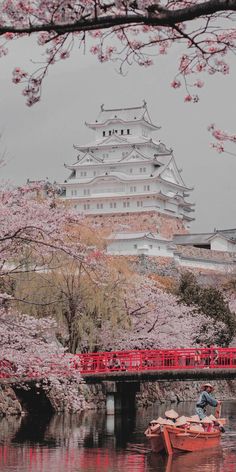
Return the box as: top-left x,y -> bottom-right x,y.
130,186 -> 136,192
97,203 -> 103,209
129,168 -> 133,173
137,201 -> 143,207
83,189 -> 90,196
123,201 -> 130,208
110,202 -> 117,209
103,131 -> 105,137
121,130 -> 124,135
80,171 -> 87,177
83,203 -> 90,210
109,130 -> 112,136
127,129 -> 130,135
144,185 -> 150,191
140,167 -> 146,173
134,244 -> 137,249
71,190 -> 77,196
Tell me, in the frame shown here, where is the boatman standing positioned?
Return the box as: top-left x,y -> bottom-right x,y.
196,383 -> 221,420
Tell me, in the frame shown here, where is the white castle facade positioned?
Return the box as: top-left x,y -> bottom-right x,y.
60,103 -> 236,272
63,102 -> 195,226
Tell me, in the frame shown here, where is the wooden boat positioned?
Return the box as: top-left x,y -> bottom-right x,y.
145,424 -> 222,455
144,427 -> 165,453
162,425 -> 221,454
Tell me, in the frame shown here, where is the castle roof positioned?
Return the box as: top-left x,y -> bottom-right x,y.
85,101 -> 160,130
173,229 -> 236,246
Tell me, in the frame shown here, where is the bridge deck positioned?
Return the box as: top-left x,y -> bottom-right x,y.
1,347 -> 236,381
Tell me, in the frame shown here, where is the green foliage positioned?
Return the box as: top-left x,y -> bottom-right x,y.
175,271 -> 200,306
177,271 -> 236,346
12,256 -> 130,354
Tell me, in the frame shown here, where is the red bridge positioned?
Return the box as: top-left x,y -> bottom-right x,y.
74,346 -> 236,381
1,347 -> 236,382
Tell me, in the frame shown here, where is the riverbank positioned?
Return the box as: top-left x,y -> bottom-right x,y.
1,378 -> 236,416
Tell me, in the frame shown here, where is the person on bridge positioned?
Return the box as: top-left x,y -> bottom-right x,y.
195,383 -> 221,420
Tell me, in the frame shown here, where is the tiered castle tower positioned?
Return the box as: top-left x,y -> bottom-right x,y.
63,102 -> 194,237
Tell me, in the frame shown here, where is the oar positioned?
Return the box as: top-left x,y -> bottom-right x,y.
215,402 -> 222,419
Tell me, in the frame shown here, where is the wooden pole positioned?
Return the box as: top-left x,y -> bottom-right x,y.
215,402 -> 222,419
162,427 -> 173,455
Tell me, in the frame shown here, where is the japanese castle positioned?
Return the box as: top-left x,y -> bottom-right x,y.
63,101 -> 195,228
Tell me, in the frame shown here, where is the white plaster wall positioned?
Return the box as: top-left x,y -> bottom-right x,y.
211,237 -> 236,253
107,238 -> 172,257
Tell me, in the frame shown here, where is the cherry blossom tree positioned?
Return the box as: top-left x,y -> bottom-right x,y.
0,182 -> 129,357
0,0 -> 234,105
98,275 -> 231,350
0,182 -> 105,410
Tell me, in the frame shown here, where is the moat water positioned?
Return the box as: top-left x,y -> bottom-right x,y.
0,401 -> 235,472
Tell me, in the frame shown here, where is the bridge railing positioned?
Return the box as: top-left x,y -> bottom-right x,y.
1,347 -> 236,379
73,347 -> 236,374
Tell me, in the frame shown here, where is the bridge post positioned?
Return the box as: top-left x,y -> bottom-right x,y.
106,393 -> 115,415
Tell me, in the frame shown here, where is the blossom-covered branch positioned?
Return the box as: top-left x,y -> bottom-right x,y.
208,124 -> 236,155
0,0 -> 235,104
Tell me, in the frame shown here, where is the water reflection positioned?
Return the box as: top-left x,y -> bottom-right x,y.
0,402 -> 234,471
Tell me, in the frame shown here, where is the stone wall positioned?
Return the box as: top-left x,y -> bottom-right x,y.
86,211 -> 187,239
1,379 -> 235,414
82,379 -> 236,410
0,386 -> 22,416
136,380 -> 236,407
175,245 -> 236,263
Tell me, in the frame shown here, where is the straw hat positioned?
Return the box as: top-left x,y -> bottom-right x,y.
202,383 -> 214,390
189,424 -> 204,432
150,423 -> 161,433
208,414 -> 217,421
175,416 -> 188,427
165,409 -> 179,420
187,415 -> 201,423
201,416 -> 213,424
149,419 -> 159,425
156,417 -> 174,426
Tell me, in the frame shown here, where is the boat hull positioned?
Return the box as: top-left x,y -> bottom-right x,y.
164,426 -> 221,453
145,430 -> 165,453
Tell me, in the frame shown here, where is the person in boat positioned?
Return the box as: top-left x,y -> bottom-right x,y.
196,383 -> 221,420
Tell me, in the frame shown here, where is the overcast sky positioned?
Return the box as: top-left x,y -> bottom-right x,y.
0,36 -> 236,233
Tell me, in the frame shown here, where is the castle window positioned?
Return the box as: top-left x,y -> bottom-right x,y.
130,186 -> 136,192
103,131 -> 105,137
144,185 -> 150,191
129,168 -> 133,173
80,171 -> 87,177
127,129 -> 130,135
110,202 -> 117,209
134,244 -> 137,249
123,201 -> 130,208
71,190 -> 77,196
97,203 -> 103,209
83,189 -> 90,196
83,203 -> 90,210
121,130 -> 124,135
109,130 -> 112,136
137,201 -> 143,208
